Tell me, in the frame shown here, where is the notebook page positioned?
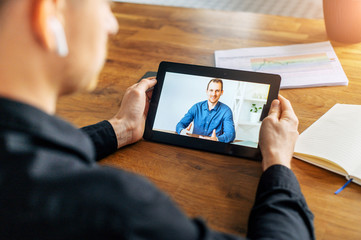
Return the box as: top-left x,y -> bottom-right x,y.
295,104 -> 361,175
350,164 -> 361,184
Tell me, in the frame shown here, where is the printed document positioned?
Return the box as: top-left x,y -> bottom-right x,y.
215,41 -> 348,89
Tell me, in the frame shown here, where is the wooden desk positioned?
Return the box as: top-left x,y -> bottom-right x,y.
57,3 -> 361,239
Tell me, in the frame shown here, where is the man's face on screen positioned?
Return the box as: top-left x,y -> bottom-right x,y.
206,82 -> 223,104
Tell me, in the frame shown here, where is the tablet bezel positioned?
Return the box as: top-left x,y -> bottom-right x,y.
144,61 -> 281,160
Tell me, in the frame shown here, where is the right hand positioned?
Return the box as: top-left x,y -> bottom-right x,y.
259,95 -> 299,171
180,122 -> 193,136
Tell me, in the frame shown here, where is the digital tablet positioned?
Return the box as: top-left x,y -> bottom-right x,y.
144,61 -> 281,160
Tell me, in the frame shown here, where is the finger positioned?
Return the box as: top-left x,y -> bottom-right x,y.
140,76 -> 156,83
138,78 -> 157,92
146,87 -> 153,100
187,122 -> 193,131
144,98 -> 151,115
212,129 -> 216,137
199,136 -> 209,139
268,99 -> 281,120
145,77 -> 157,94
144,85 -> 156,115
278,95 -> 297,121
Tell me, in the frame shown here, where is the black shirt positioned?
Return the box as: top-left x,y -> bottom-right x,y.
0,97 -> 315,239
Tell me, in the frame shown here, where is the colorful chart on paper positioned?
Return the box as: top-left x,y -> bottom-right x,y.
215,42 -> 348,88
250,53 -> 334,73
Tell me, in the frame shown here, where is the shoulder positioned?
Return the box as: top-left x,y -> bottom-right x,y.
196,100 -> 207,106
190,101 -> 207,110
218,102 -> 232,112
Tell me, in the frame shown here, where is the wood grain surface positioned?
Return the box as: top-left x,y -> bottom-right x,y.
56,3 -> 361,239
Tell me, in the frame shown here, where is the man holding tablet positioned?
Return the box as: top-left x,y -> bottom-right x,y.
176,78 -> 236,143
0,0 -> 314,239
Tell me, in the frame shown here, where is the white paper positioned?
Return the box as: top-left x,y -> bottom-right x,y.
215,42 -> 348,89
294,104 -> 361,178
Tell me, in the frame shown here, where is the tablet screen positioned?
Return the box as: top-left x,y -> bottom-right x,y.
153,72 -> 270,148
144,62 -> 280,160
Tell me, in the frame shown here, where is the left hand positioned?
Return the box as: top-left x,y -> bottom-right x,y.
108,77 -> 157,148
259,95 -> 299,171
199,129 -> 218,141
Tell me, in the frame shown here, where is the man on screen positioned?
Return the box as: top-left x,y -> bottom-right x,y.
176,78 -> 236,143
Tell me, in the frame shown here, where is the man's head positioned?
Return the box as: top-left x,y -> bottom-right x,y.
206,78 -> 223,105
0,0 -> 118,112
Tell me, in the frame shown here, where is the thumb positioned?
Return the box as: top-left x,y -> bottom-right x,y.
268,99 -> 281,120
138,78 -> 157,92
212,129 -> 216,137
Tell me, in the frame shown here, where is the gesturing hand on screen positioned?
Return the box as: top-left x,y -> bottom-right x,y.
199,129 -> 218,141
180,122 -> 193,136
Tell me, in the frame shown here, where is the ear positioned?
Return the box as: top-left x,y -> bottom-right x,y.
31,0 -> 64,54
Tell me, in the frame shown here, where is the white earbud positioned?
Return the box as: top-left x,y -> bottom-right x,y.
48,17 -> 69,57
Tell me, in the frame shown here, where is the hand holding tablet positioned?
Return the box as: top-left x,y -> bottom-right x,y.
144,61 -> 281,160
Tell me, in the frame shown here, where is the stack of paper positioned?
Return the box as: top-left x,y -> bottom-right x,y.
215,42 -> 348,89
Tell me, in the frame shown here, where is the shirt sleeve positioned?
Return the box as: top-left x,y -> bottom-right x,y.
217,108 -> 236,143
81,120 -> 118,161
247,165 -> 315,240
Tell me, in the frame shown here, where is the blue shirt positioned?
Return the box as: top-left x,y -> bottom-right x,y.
176,100 -> 236,143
